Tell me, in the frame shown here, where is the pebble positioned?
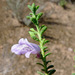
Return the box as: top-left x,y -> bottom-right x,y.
68,48 -> 73,52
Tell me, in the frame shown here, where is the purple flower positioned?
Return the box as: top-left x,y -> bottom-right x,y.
11,38 -> 40,58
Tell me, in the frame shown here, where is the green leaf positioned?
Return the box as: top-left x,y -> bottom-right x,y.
37,71 -> 45,75
28,5 -> 32,11
59,0 -> 67,7
43,40 -> 49,45
36,5 -> 39,10
74,56 -> 75,60
30,28 -> 37,33
29,13 -> 33,15
72,73 -> 75,75
26,16 -> 30,19
43,47 -> 48,50
40,26 -> 47,35
47,65 -> 54,70
74,65 -> 75,68
32,3 -> 35,9
44,53 -> 51,58
48,69 -> 56,75
40,25 -> 45,30
44,50 -> 48,53
41,69 -> 45,72
32,3 -> 36,14
30,17 -> 37,25
42,39 -> 45,44
29,31 -> 39,41
37,12 -> 43,20
37,63 -> 44,67
46,61 -> 51,65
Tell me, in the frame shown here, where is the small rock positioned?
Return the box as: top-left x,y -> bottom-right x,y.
68,48 -> 73,52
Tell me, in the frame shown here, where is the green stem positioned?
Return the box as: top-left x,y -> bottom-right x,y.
36,25 -> 48,75
45,73 -> 48,75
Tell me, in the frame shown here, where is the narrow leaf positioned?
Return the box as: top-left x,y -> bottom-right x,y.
30,18 -> 37,25
37,63 -> 44,67
40,26 -> 47,35
72,73 -> 75,75
44,50 -> 48,53
30,28 -> 37,33
46,61 -> 51,65
44,53 -> 51,58
36,5 -> 39,10
37,71 -> 45,75
43,40 -> 49,45
28,5 -> 32,11
29,13 -> 33,15
26,16 -> 30,19
40,25 -> 45,30
37,12 -> 43,20
48,69 -> 56,75
47,65 -> 54,70
32,3 -> 36,14
41,69 -> 45,72
43,47 -> 48,50
29,31 -> 39,41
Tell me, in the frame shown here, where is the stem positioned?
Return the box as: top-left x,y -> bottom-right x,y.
45,73 -> 48,75
36,25 -> 48,75
28,3 -> 55,75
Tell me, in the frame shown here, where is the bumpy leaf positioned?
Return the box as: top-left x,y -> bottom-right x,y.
41,69 -> 45,72
46,61 -> 51,65
26,16 -> 30,19
40,26 -> 47,35
40,25 -> 45,30
72,73 -> 75,75
48,69 -> 56,75
43,47 -> 48,50
37,71 -> 45,75
32,3 -> 36,14
29,31 -> 39,41
30,28 -> 37,33
37,63 -> 44,67
37,12 -> 43,20
74,56 -> 75,60
30,17 -> 37,25
29,13 -> 33,15
44,53 -> 51,58
43,40 -> 49,45
28,5 -> 32,11
47,65 -> 54,70
44,49 -> 48,53
36,6 -> 39,10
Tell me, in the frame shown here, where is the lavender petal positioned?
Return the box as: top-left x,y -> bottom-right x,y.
25,52 -> 32,58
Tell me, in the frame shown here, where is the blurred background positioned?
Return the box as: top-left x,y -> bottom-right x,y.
0,0 -> 75,75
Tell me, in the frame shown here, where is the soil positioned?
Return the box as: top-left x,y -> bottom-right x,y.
0,0 -> 75,75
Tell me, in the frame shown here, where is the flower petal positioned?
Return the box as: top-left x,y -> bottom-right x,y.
24,38 -> 34,50
30,43 -> 40,54
18,38 -> 26,44
11,44 -> 19,53
11,44 -> 28,55
25,52 -> 32,58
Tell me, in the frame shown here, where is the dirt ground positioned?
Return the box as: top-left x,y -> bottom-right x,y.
0,0 -> 75,75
